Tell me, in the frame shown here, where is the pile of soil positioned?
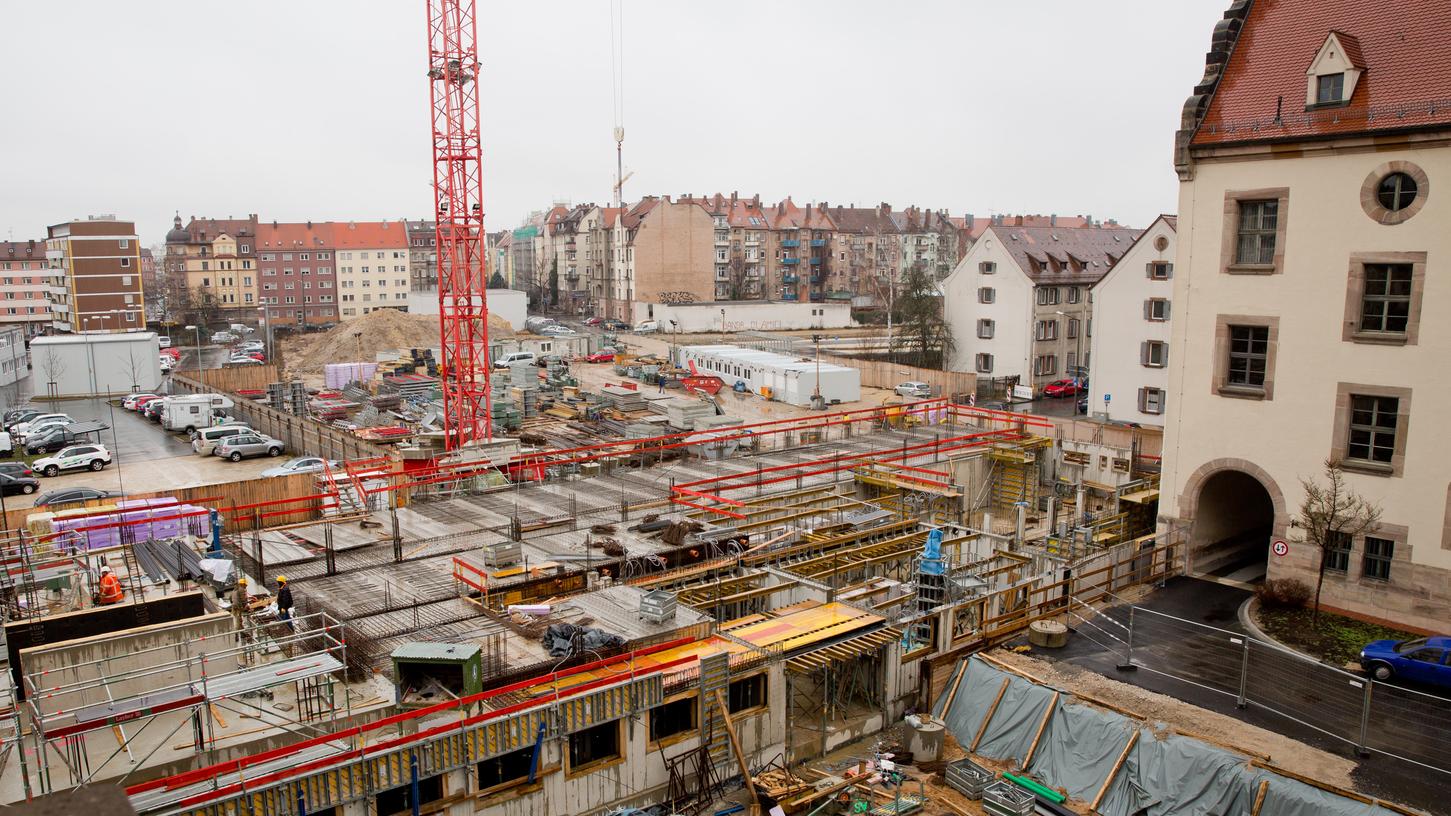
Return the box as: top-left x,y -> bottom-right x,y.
284,309 -> 513,374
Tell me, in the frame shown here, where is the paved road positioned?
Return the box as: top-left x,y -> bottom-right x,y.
1018,577 -> 1451,812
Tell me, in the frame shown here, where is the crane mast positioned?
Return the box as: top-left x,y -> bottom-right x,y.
427,0 -> 491,448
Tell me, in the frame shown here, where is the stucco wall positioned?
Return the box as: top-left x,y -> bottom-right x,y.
942,236 -> 1031,381
1089,218 -> 1176,425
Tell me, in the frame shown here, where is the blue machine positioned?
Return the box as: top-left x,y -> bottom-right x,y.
920,528 -> 946,576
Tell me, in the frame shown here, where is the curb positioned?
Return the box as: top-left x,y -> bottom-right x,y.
1238,597 -> 1361,671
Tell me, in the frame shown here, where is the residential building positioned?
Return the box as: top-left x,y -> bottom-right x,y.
769,200 -> 840,304
510,214 -> 544,307
620,196 -> 715,323
487,229 -> 512,288
0,239 -> 53,335
891,206 -> 962,281
1160,0 -> 1451,629
942,222 -> 1140,391
45,216 -> 146,333
1087,215 -> 1177,424
163,214 -> 259,324
684,193 -> 772,302
0,325 -> 26,389
255,221 -> 338,327
540,204 -> 594,313
407,219 -> 438,291
820,204 -> 901,307
334,221 -> 411,319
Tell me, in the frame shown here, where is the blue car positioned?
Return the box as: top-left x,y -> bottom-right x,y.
1360,636 -> 1451,687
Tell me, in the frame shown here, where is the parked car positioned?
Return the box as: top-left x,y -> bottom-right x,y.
494,351 -> 536,369
540,324 -> 577,336
584,316 -> 604,326
19,418 -> 73,443
192,424 -> 254,456
33,444 -> 112,477
1360,637 -> 1451,687
3,408 -> 39,426
585,349 -> 617,363
161,346 -> 182,360
211,331 -> 236,344
245,352 -> 266,362
0,472 -> 39,496
26,427 -> 96,455
34,486 -> 126,507
261,457 -> 337,478
534,353 -> 565,368
634,320 -> 660,334
145,399 -> 167,421
1077,395 -> 1089,415
159,355 -> 176,373
214,433 -> 284,461
123,393 -> 159,410
1042,379 -> 1085,398
13,413 -> 70,438
239,340 -> 265,352
894,381 -> 932,398
602,319 -> 629,331
0,462 -> 34,479
227,355 -> 264,366
0,431 -> 11,457
158,335 -> 172,348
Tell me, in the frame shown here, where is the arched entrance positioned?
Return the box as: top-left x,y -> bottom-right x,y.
1189,467 -> 1278,585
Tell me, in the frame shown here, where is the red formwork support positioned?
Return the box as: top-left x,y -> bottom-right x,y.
427,0 -> 492,448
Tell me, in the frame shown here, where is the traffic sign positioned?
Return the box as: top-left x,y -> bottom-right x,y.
1272,540 -> 1289,557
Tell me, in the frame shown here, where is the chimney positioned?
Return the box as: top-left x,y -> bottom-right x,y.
966,213 -> 974,230
753,194 -> 760,206
307,220 -> 313,229
1085,213 -> 1094,226
1050,213 -> 1057,227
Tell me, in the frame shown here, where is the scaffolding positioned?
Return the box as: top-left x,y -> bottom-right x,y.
19,611 -> 347,797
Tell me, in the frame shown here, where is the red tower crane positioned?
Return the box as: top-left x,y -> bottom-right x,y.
426,0 -> 491,448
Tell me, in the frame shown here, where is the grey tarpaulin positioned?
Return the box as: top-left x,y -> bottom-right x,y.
541,624 -> 625,658
933,656 -> 1402,816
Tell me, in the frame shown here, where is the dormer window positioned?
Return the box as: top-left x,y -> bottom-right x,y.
1316,73 -> 1345,105
1306,32 -> 1364,109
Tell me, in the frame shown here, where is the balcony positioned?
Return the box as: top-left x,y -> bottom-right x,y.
810,239 -> 826,247
781,240 -> 800,248
780,291 -> 799,301
810,272 -> 824,283
808,291 -> 825,303
781,257 -> 800,266
782,274 -> 799,284
809,256 -> 822,265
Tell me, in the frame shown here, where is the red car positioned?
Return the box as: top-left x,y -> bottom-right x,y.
585,350 -> 616,363
133,395 -> 163,411
247,352 -> 266,362
161,347 -> 182,360
1042,379 -> 1084,398
584,316 -> 604,326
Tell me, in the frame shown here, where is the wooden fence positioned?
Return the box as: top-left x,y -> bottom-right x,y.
818,352 -> 978,399
171,374 -> 390,463
4,471 -> 324,534
174,363 -> 283,393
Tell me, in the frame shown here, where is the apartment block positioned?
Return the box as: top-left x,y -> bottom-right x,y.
255,221 -> 339,327
1087,215 -> 1177,425
942,222 -> 1141,390
163,214 -> 259,323
407,219 -> 438,291
334,221 -> 411,319
623,197 -> 715,320
0,239 -> 53,335
46,216 -> 146,333
1161,0 -> 1451,629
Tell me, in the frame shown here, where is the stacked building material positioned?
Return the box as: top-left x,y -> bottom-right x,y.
693,415 -> 743,431
598,385 -> 646,412
267,382 -> 287,412
288,381 -> 309,415
381,373 -> 439,398
48,501 -> 208,551
325,362 -> 379,390
508,362 -> 538,419
650,397 -> 715,430
310,398 -> 359,421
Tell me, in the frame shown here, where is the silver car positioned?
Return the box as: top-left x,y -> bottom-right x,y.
213,433 -> 284,461
260,456 -> 337,477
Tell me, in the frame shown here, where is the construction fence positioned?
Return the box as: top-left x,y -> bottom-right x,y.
175,363 -> 282,393
1082,605 -> 1451,778
817,352 -> 977,399
171,373 -> 390,463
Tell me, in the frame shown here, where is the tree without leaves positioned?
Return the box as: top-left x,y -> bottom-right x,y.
725,255 -> 751,301
1298,458 -> 1382,626
890,261 -> 953,369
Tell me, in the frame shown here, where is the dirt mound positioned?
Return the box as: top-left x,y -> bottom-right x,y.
284,308 -> 513,374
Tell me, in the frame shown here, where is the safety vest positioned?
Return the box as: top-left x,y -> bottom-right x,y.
98,573 -> 124,604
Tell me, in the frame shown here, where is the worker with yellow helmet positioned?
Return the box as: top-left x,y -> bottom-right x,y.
276,575 -> 294,630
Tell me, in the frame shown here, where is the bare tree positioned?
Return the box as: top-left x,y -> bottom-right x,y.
725,256 -> 750,301
37,348 -> 66,400
1298,459 -> 1382,625
891,261 -> 953,369
122,349 -> 147,393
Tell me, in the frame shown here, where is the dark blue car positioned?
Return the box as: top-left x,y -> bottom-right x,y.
1360,636 -> 1451,687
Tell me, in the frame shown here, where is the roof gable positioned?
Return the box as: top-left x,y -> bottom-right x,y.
987,224 -> 1143,286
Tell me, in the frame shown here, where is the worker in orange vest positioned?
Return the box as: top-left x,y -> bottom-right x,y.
97,565 -> 124,605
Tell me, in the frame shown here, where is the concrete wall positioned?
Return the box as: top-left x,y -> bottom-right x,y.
1160,138 -> 1451,630
1089,217 -> 1176,425
407,287 -> 529,331
632,200 -> 715,306
632,301 -> 853,332
30,332 -> 161,397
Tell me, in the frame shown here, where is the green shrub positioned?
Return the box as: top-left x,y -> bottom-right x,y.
1256,578 -> 1311,609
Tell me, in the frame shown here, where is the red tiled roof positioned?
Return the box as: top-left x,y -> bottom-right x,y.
0,240 -> 47,262
256,222 -> 336,250
329,221 -> 408,249
1193,0 -> 1451,146
600,207 -> 623,228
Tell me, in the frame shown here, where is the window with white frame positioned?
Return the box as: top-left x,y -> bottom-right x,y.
975,353 -> 993,373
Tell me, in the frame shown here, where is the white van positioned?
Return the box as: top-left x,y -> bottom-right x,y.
193,424 -> 253,455
158,336 -> 172,348
634,320 -> 660,334
493,351 -> 536,368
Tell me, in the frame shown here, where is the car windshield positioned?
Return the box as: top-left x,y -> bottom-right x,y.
1394,638 -> 1430,653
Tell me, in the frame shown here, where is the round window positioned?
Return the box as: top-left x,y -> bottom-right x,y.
1377,172 -> 1419,211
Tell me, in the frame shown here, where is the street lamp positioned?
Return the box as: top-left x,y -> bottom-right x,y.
258,307 -> 273,363
185,324 -> 205,389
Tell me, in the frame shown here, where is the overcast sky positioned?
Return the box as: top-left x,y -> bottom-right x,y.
2,0 -> 1230,246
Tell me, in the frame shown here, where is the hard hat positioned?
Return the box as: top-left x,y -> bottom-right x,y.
276,575 -> 288,583
100,565 -> 112,574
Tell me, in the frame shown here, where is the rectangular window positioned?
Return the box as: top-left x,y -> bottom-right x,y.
1067,318 -> 1079,339
1147,261 -> 1173,280
1141,340 -> 1168,368
1316,72 -> 1345,105
1145,298 -> 1170,321
976,319 -> 994,339
1035,320 -> 1058,341
978,287 -> 995,304
1325,531 -> 1352,574
1235,200 -> 1278,265
1227,325 -> 1269,388
119,257 -> 130,268
1034,355 -> 1057,376
1067,287 -> 1081,304
1347,395 -> 1398,465
649,696 -> 697,744
975,353 -> 993,374
1358,264 -> 1412,335
1138,387 -> 1165,415
979,261 -> 995,274
1362,536 -> 1393,580
567,720 -> 622,773
476,745 -> 535,791
728,673 -> 767,713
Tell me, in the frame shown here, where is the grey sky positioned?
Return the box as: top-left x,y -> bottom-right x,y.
1,1 -> 1229,245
